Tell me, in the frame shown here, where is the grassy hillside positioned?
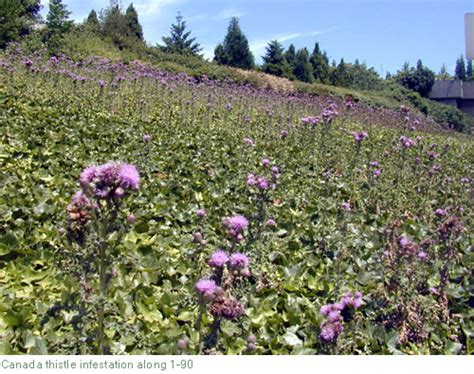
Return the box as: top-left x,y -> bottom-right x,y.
16,29 -> 474,133
0,46 -> 473,355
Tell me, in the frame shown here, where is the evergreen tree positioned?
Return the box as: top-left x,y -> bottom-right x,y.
214,17 -> 254,69
84,10 -> 100,32
309,42 -> 330,83
395,59 -> 435,97
331,58 -> 350,86
261,40 -> 291,77
437,64 -> 451,80
0,0 -> 41,48
262,40 -> 285,65
292,47 -> 313,82
102,4 -> 129,48
213,43 -> 228,64
46,0 -> 72,36
125,3 -> 143,41
162,13 -> 201,55
466,60 -> 473,81
284,44 -> 296,66
454,55 -> 466,80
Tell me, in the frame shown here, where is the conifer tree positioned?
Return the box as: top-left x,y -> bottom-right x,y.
85,10 -> 100,32
437,64 -> 451,80
46,0 -> 72,36
0,0 -> 41,48
125,3 -> 143,41
292,47 -> 313,82
309,42 -> 330,83
214,17 -> 254,69
454,55 -> 466,81
466,60 -> 473,81
284,44 -> 296,66
261,40 -> 291,77
162,13 -> 201,55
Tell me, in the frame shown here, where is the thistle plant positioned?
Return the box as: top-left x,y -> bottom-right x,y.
194,215 -> 251,354
61,162 -> 140,354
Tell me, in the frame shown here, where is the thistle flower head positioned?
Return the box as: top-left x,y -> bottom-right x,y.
208,250 -> 229,268
230,253 -> 249,269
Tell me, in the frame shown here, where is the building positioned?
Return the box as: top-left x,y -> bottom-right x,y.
430,80 -> 474,116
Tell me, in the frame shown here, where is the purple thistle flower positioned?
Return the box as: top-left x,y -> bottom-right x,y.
127,214 -> 136,224
143,134 -> 151,142
373,169 -> 382,177
230,253 -> 249,269
341,202 -> 351,211
247,173 -> 257,187
319,321 -> 344,343
79,165 -> 98,188
262,159 -> 270,167
434,208 -> 447,217
327,310 -> 342,322
352,131 -> 368,142
280,130 -> 289,138
223,215 -> 249,233
257,176 -> 269,190
399,236 -> 411,248
271,166 -> 280,174
118,163 -> 140,191
243,137 -> 254,146
71,191 -> 91,208
417,251 -> 429,261
266,219 -> 276,227
461,177 -> 470,184
369,161 -> 379,167
195,279 -> 217,296
208,250 -> 229,268
196,208 -> 206,218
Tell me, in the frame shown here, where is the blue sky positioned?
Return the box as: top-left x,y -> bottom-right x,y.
39,0 -> 473,75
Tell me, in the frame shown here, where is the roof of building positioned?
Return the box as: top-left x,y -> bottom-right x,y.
430,80 -> 474,100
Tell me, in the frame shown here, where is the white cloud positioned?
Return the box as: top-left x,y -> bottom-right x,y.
133,0 -> 186,17
215,8 -> 246,20
250,29 -> 337,57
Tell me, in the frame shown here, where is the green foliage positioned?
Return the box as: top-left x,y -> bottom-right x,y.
0,0 -> 41,49
455,55 -> 466,81
44,0 -> 73,54
0,48 -> 473,355
84,10 -> 100,33
292,48 -> 313,83
466,60 -> 473,81
284,44 -> 296,67
261,40 -> 292,78
309,43 -> 330,84
214,17 -> 254,69
125,3 -> 143,41
437,64 -> 451,81
395,59 -> 435,98
161,13 -> 201,56
101,4 -> 144,50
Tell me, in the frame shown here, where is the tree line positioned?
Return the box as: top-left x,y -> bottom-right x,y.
1,0 -> 472,97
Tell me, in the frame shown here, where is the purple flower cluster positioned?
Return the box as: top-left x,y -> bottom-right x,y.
247,174 -> 270,190
222,215 -> 249,241
352,131 -> 368,142
400,135 -> 416,148
300,116 -> 320,125
229,253 -> 249,269
208,250 -> 229,268
243,137 -> 255,146
195,279 -> 218,298
79,162 -> 140,200
319,291 -> 363,343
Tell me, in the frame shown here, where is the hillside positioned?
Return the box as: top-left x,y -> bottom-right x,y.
0,44 -> 473,355
17,29 -> 474,134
